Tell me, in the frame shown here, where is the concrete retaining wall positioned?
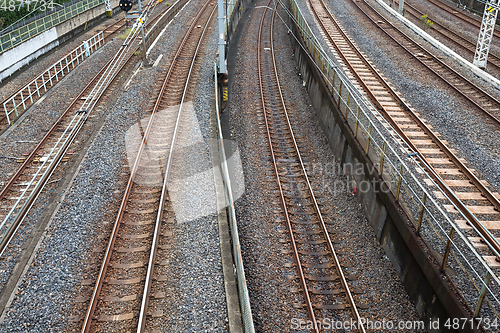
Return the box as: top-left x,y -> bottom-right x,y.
0,0 -> 120,82
0,28 -> 59,81
226,0 -> 254,44
289,16 -> 482,333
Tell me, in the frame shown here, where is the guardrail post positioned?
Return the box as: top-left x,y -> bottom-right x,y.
345,92 -> 350,119
441,227 -> 455,271
354,106 -> 360,137
416,192 -> 427,232
54,64 -> 59,81
473,271 -> 492,318
12,99 -> 18,117
337,80 -> 343,106
395,164 -> 403,201
34,79 -> 40,97
20,91 -> 26,110
365,123 -> 372,154
27,85 -> 33,103
379,141 -> 387,177
331,71 -> 336,95
3,103 -> 9,123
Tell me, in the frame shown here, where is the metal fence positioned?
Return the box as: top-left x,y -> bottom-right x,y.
214,64 -> 255,333
289,0 -> 500,323
2,31 -> 103,124
0,0 -> 105,53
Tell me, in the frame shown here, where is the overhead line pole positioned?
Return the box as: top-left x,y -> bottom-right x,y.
218,0 -> 226,74
473,0 -> 500,69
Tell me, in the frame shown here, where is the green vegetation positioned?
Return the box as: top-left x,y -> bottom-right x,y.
0,0 -> 72,30
117,27 -> 136,40
421,14 -> 433,31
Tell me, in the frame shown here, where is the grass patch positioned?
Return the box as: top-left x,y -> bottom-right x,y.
117,27 -> 135,40
421,14 -> 433,31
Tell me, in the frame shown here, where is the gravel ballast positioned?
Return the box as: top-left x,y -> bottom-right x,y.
0,1 -> 228,331
227,1 -> 424,331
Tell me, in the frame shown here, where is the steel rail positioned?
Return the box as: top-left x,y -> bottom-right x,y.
0,18 -> 127,128
257,2 -> 316,330
0,3 -> 173,257
356,0 -> 500,126
137,4 -> 217,331
0,8 -> 165,131
309,0 -> 500,257
401,0 -> 500,72
0,61 -> 111,201
267,4 -> 366,331
102,17 -> 128,41
0,48 -> 133,256
428,0 -> 500,40
258,2 -> 365,331
80,1 -> 215,331
351,0 -> 500,210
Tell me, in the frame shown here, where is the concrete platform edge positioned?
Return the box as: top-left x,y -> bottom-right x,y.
210,82 -> 244,333
374,0 -> 500,90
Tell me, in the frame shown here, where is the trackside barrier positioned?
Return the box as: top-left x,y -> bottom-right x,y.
214,64 -> 255,333
0,0 -> 105,54
143,0 -> 189,51
289,0 -> 500,322
225,0 -> 237,35
1,31 -> 104,125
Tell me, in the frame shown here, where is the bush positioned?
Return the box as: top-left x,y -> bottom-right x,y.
0,0 -> 72,30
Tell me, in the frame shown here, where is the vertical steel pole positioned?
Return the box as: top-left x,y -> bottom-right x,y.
416,192 -> 427,232
474,0 -> 499,69
441,227 -> 455,271
474,271 -> 492,318
136,0 -> 149,66
379,141 -> 387,177
398,0 -> 404,14
395,164 -> 403,201
365,123 -> 372,154
218,0 -> 226,74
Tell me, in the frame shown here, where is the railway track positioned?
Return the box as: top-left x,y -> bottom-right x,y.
307,0 -> 500,266
0,1 -> 169,257
0,15 -> 130,132
400,1 -> 500,74
427,0 -> 500,41
354,0 -> 500,125
79,1 -> 216,332
257,1 -> 366,331
102,17 -> 128,40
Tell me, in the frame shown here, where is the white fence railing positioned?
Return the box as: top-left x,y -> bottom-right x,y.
2,31 -> 103,124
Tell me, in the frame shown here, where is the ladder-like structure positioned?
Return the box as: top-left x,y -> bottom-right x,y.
473,0 -> 499,69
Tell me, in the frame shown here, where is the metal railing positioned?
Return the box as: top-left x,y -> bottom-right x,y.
289,0 -> 500,323
0,0 -> 105,53
214,64 -> 255,333
2,31 -> 103,124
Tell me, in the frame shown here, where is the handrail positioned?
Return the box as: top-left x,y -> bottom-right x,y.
0,0 -> 105,53
285,0 -> 500,321
2,31 -> 104,124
